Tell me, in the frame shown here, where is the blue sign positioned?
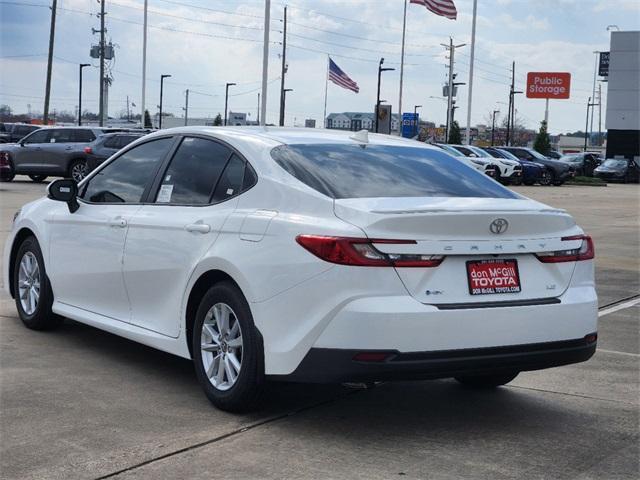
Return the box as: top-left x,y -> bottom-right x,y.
401,112 -> 419,138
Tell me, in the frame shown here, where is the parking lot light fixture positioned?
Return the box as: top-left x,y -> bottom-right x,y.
78,63 -> 90,126
375,58 -> 395,133
224,83 -> 237,126
413,105 -> 422,137
159,74 -> 171,129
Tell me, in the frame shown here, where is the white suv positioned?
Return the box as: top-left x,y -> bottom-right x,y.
4,127 -> 598,411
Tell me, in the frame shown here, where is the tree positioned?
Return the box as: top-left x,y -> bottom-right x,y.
533,120 -> 551,156
448,120 -> 462,144
213,113 -> 222,126
144,109 -> 152,128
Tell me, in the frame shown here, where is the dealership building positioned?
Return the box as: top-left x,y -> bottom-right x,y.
605,31 -> 640,162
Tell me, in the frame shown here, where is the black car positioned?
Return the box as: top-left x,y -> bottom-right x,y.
558,152 -> 602,176
0,123 -> 41,143
85,132 -> 147,172
499,146 -> 575,186
593,158 -> 640,183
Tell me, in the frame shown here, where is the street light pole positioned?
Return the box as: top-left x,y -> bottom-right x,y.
584,97 -> 592,152
224,82 -> 236,126
375,58 -> 394,133
491,109 -> 499,146
159,74 -> 171,129
43,0 -> 57,125
413,105 -> 421,137
78,63 -> 90,126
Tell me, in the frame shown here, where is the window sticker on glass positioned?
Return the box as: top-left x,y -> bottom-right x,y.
165,175 -> 171,181
157,184 -> 174,203
226,188 -> 234,195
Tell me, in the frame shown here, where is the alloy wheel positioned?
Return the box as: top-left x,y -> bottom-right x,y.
18,252 -> 40,315
71,161 -> 88,182
200,302 -> 243,391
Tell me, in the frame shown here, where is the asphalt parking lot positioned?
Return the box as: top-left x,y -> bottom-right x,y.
1,178 -> 638,480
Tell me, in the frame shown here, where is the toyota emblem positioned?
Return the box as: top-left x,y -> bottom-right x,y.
489,218 -> 509,234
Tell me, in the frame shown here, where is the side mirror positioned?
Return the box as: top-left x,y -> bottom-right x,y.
48,178 -> 79,213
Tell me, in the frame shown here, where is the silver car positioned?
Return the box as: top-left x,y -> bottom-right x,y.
0,127 -> 110,182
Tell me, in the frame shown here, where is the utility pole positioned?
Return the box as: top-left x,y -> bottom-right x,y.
43,0 -> 57,125
441,38 -> 465,142
98,0 -> 106,126
141,0 -> 148,128
278,5 -> 288,127
597,82 -> 602,146
465,0 -> 478,144
78,63 -> 90,126
224,82 -> 236,126
491,109 -> 499,146
506,63 -> 513,146
257,92 -> 260,125
184,89 -> 189,126
260,0 -> 271,125
590,51 -> 599,143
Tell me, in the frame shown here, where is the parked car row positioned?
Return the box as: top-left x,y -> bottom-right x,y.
0,122 -> 41,143
0,126 -> 148,183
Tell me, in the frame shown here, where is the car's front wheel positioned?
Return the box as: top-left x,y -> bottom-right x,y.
455,371 -> 519,388
28,175 -> 47,183
13,236 -> 62,330
68,159 -> 89,182
192,282 -> 265,412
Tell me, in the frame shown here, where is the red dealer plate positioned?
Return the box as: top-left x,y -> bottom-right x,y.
466,259 -> 521,295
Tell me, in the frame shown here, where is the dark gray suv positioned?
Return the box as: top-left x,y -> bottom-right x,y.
0,127 -> 109,182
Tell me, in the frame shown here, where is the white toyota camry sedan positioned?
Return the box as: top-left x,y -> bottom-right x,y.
3,127 -> 598,412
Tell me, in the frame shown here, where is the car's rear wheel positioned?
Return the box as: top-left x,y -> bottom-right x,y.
28,175 -> 47,183
538,171 -> 551,186
192,282 -> 265,412
13,236 -> 62,330
68,159 -> 88,182
455,371 -> 519,388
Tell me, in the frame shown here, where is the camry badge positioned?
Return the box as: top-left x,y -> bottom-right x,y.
489,218 -> 509,234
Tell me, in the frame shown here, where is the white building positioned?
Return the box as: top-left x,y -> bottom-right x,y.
326,112 -> 399,132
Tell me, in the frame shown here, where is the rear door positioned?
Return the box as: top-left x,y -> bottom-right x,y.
122,136 -> 251,337
45,129 -> 76,174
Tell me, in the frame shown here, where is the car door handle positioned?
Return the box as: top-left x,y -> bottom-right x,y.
65,146 -> 73,150
109,218 -> 127,228
185,223 -> 211,234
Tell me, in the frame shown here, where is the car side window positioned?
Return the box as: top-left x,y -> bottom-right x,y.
155,137 -> 232,205
118,135 -> 139,148
73,129 -> 96,143
50,129 -> 75,143
103,136 -> 119,148
81,137 -> 173,204
212,154 -> 246,202
23,129 -> 50,144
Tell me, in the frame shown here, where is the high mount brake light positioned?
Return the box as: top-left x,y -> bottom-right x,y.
535,235 -> 595,263
296,235 -> 444,268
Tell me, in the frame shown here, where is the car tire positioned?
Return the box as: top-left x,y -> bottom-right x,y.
455,371 -> 519,388
68,159 -> 89,182
192,281 -> 265,412
13,236 -> 62,330
538,172 -> 551,186
28,175 -> 47,183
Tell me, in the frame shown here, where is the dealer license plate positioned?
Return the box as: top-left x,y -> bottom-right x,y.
466,259 -> 521,295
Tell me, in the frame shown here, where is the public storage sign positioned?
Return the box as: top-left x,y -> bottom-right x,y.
526,72 -> 571,99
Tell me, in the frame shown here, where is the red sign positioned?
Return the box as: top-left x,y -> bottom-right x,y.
466,259 -> 521,295
526,72 -> 571,99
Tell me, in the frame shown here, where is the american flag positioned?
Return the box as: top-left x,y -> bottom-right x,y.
410,0 -> 457,20
328,58 -> 359,93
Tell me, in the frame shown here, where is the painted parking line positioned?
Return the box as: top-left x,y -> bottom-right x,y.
596,348 -> 639,357
598,296 -> 640,318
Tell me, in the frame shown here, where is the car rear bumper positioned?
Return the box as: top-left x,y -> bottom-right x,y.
274,335 -> 597,383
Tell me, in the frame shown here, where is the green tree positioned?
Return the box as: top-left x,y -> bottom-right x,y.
448,120 -> 462,144
533,120 -> 551,156
213,113 -> 222,126
144,109 -> 152,128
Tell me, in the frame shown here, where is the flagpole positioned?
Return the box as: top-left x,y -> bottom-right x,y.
465,0 -> 477,144
323,55 -> 329,128
397,0 -> 408,136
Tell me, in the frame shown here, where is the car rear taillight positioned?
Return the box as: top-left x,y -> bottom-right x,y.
0,152 -> 9,167
535,235 -> 594,263
295,235 -> 444,267
84,147 -> 92,154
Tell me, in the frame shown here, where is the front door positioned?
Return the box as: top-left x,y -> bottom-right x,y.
14,129 -> 51,173
123,136 -> 252,337
48,136 -> 175,321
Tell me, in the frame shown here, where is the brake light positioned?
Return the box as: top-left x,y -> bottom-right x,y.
84,147 -> 92,154
535,235 -> 594,263
295,235 -> 444,267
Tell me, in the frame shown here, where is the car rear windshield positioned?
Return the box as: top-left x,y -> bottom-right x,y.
271,144 -> 519,199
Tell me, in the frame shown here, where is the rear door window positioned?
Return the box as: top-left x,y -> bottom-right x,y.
271,144 -> 518,199
212,154 -> 246,202
103,136 -> 120,148
154,137 -> 232,205
73,129 -> 96,143
50,129 -> 74,143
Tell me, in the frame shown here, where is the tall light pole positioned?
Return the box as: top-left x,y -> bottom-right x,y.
375,58 -> 395,133
224,82 -> 236,126
413,105 -> 421,137
78,63 -> 90,126
590,51 -> 600,145
584,97 -> 592,152
491,109 -> 499,146
98,0 -> 106,126
43,0 -> 57,125
141,0 -> 148,127
279,5 -> 288,127
260,0 -> 271,125
159,74 -> 171,129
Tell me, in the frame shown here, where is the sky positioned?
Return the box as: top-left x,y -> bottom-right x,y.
1,0 -> 639,134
